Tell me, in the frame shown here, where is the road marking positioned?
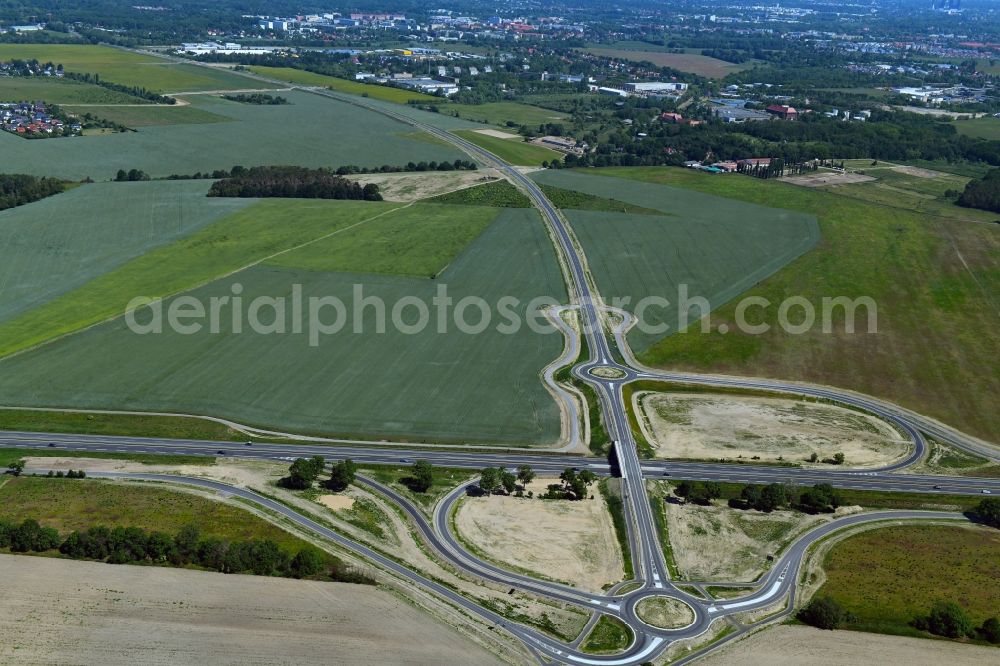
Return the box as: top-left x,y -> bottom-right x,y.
718,580 -> 782,610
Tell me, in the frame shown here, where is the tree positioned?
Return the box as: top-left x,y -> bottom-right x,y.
327,459 -> 357,491
979,616 -> 1000,644
290,547 -> 325,578
759,484 -> 787,512
799,483 -> 840,513
798,596 -> 849,630
115,169 -> 127,182
6,460 -> 24,477
916,600 -> 974,639
409,460 -> 434,493
516,464 -> 535,487
499,469 -> 517,495
284,456 -> 325,490
173,523 -> 201,564
974,497 -> 1000,528
479,467 -> 501,495
832,452 -> 845,465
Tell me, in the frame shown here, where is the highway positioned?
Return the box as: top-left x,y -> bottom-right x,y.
4,55 -> 999,664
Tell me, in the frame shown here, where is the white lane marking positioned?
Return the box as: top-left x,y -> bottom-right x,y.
563,637 -> 665,665
606,603 -> 621,611
718,579 -> 782,611
707,606 -> 719,614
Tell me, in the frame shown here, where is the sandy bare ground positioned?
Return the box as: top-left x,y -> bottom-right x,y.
317,494 -> 355,511
0,554 -> 506,666
346,169 -> 501,202
453,478 -> 625,592
637,393 -> 909,468
782,171 -> 876,187
473,129 -> 522,139
659,490 -> 863,581
698,625 -> 997,666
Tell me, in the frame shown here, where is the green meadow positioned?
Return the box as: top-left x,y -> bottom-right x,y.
248,65 -> 440,104
817,524 -> 1000,638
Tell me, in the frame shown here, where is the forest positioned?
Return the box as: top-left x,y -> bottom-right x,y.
207,166 -> 383,200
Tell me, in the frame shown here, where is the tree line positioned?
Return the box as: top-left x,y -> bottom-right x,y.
0,173 -> 65,211
0,518 -> 373,583
207,166 -> 382,201
222,93 -> 289,105
674,480 -> 845,514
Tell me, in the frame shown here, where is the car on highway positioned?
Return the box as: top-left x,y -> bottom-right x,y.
984,489 -> 993,494
47,442 -> 57,447
217,450 -> 227,455
245,441 -> 253,446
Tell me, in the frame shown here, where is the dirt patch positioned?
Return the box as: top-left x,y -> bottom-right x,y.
635,596 -> 694,629
453,477 -> 625,592
660,492 -> 863,581
346,169 -> 501,202
0,554 -> 507,666
317,494 -> 355,511
782,172 -> 876,187
473,129 -> 522,139
698,625 -> 997,666
637,393 -> 909,468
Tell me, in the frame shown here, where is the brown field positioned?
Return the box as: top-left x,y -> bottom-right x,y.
582,48 -> 750,78
453,477 -> 625,592
699,625 -> 997,666
0,554 -> 508,666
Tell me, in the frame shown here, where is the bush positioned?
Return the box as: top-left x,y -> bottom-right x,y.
973,497 -> 1000,528
798,596 -> 849,630
914,600 -> 975,638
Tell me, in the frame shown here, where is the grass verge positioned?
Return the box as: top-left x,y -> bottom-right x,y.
581,615 -> 634,654
600,478 -> 634,579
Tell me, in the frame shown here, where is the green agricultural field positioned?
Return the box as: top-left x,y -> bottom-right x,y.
0,45 -> 250,92
448,101 -> 568,127
530,169 -> 820,352
267,203 -> 499,278
0,180 -> 253,329
62,103 -> 232,127
953,116 -> 1000,140
539,184 -> 663,215
453,129 -> 562,166
0,197 -> 399,358
0,77 -> 146,104
248,65 -> 440,104
0,91 -> 463,180
594,167 -> 1000,443
0,476 -> 311,551
0,207 -> 568,444
816,524 -> 1000,638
